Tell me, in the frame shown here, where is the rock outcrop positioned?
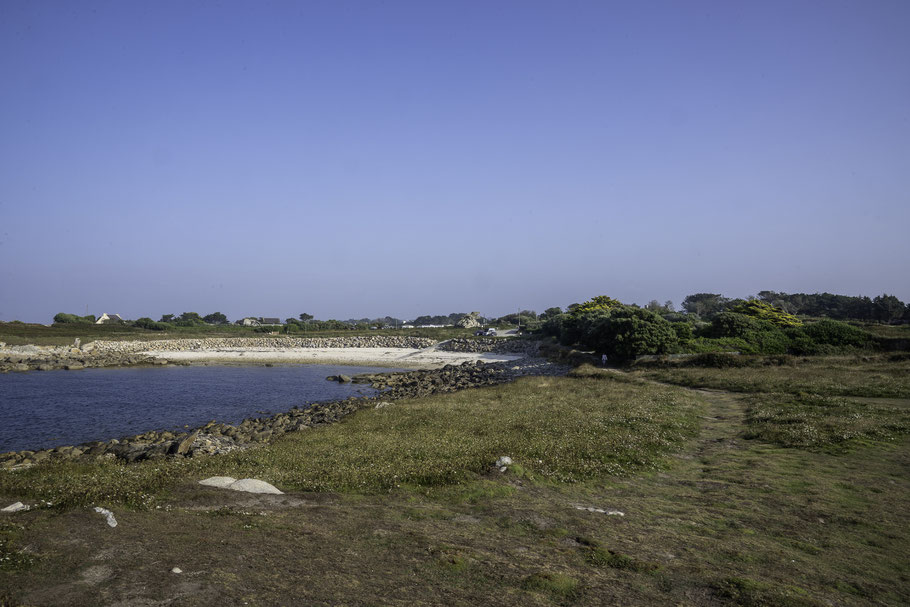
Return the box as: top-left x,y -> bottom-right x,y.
455,313 -> 482,329
0,344 -> 167,373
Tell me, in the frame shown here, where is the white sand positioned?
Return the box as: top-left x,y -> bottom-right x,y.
141,347 -> 524,368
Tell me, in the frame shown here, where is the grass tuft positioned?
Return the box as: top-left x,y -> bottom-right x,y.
713,576 -> 825,607
744,393 -> 910,452
522,571 -> 581,599
633,355 -> 910,398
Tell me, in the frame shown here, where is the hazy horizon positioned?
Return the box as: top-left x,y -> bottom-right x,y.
2,1 -> 908,324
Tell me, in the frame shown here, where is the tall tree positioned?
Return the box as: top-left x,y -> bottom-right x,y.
203,312 -> 228,325
681,293 -> 730,318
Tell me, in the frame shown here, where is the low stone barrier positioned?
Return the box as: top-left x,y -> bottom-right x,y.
0,344 -> 165,373
437,338 -> 540,356
85,336 -> 439,354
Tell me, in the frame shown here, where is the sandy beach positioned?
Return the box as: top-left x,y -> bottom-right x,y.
141,347 -> 525,368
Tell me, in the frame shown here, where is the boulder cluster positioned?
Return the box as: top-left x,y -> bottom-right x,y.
0,344 -> 167,373
437,338 -> 540,355
351,361 -> 510,398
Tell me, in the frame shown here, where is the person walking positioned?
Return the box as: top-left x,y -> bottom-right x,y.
602,353 -> 608,367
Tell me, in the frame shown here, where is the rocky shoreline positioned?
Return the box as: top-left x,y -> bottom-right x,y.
0,344 -> 172,373
0,354 -> 567,470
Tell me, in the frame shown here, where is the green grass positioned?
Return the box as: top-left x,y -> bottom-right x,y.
0,376 -> 702,506
633,355 -> 910,398
713,576 -> 825,607
853,323 -> 910,339
580,541 -> 659,573
522,571 -> 581,599
0,520 -> 36,572
743,393 -> 910,453
2,364 -> 910,605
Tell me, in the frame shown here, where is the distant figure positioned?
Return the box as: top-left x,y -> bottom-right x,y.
602,354 -> 608,366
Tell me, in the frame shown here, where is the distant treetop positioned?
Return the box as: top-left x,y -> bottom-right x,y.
730,300 -> 803,327
569,296 -> 623,316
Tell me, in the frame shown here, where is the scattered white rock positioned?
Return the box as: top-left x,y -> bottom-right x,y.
374,401 -> 392,409
228,478 -> 284,494
575,506 -> 624,516
93,507 -> 118,527
171,567 -> 183,574
198,476 -> 238,488
2,501 -> 29,513
495,456 -> 513,468
198,476 -> 283,494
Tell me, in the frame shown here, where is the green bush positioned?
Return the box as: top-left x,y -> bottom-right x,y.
542,303 -> 678,361
134,317 -> 169,331
802,319 -> 873,348
587,307 -> 678,361
729,300 -> 803,327
707,312 -> 789,355
683,352 -> 752,368
682,336 -> 753,354
52,313 -> 95,324
570,295 -> 623,316
671,322 -> 693,340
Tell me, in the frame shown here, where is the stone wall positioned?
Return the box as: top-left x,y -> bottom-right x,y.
85,336 -> 439,354
437,338 -> 540,356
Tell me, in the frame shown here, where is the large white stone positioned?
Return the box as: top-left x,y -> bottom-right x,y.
198,476 -> 238,488
228,478 -> 283,494
2,501 -> 28,513
93,506 -> 118,527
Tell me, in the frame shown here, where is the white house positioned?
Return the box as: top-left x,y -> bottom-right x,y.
95,313 -> 123,325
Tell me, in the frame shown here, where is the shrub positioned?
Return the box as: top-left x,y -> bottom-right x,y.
682,336 -> 754,354
729,300 -> 802,327
683,352 -> 752,368
586,307 -> 678,361
802,319 -> 873,348
707,312 -> 789,355
570,295 -> 623,316
543,304 -> 678,361
671,322 -> 693,340
134,317 -> 168,331
52,313 -> 95,324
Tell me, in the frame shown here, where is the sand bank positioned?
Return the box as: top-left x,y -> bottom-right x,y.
142,347 -> 524,368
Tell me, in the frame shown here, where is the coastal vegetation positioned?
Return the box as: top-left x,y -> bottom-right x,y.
2,356 -> 908,604
540,294 -> 907,361
3,289 -> 905,351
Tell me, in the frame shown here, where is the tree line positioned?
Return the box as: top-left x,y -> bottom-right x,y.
50,290 -> 909,332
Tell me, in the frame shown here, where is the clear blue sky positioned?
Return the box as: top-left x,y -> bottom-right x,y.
2,0 -> 908,323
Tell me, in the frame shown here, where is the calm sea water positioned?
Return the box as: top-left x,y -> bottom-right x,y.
0,364 -> 398,453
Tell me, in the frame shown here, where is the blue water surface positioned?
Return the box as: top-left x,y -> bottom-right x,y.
0,364 -> 398,452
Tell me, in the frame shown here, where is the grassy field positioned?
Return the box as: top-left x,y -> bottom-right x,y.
1,361 -> 909,605
0,322 -> 491,346
631,354 -> 910,398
